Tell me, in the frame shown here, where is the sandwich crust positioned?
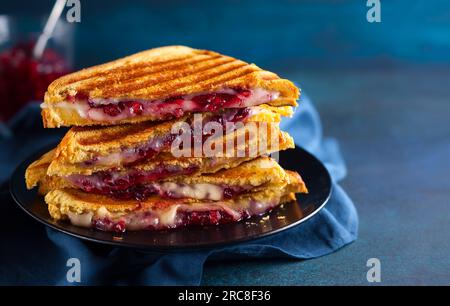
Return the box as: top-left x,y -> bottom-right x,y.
48,105 -> 292,167
24,149 -> 55,194
45,170 -> 306,222
47,123 -> 294,176
28,155 -> 307,197
42,46 -> 300,127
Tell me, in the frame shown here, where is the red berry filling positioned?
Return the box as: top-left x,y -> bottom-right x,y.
91,209 -> 237,232
69,165 -> 199,196
81,108 -> 251,168
113,220 -> 126,233
0,41 -> 70,121
107,184 -> 159,201
92,218 -> 126,233
191,92 -> 242,112
128,101 -> 144,115
102,104 -> 124,117
75,88 -> 255,121
180,210 -> 235,226
87,100 -> 144,117
72,176 -> 249,201
83,197 -> 280,232
223,187 -> 242,199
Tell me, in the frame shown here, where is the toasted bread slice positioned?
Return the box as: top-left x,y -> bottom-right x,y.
45,171 -> 306,231
27,150 -> 252,192
46,119 -> 293,175
46,105 -> 292,169
28,155 -> 307,201
42,46 -> 299,127
25,127 -> 295,196
25,149 -> 54,194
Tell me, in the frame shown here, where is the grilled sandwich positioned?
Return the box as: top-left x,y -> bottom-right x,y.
41,46 -> 299,127
25,45 -> 308,233
26,125 -> 295,197
28,155 -> 306,199
44,159 -> 307,231
43,104 -> 293,172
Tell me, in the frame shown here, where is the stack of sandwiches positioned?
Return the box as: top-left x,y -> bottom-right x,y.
25,46 -> 307,232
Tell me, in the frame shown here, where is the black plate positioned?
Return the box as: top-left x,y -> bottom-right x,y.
10,146 -> 331,250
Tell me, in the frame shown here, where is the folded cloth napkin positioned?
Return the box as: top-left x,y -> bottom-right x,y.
0,95 -> 358,285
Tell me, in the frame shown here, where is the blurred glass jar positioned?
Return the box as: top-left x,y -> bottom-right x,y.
0,15 -> 74,122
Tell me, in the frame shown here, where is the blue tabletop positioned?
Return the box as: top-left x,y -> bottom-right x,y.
202,67 -> 450,285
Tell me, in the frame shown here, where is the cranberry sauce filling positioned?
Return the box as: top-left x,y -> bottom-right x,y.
93,218 -> 126,233
196,107 -> 251,126
88,100 -> 144,117
91,209 -> 237,232
64,88 -> 278,122
68,164 -> 199,195
106,183 -> 248,201
82,107 -> 252,167
82,198 -> 279,232
178,209 -> 237,227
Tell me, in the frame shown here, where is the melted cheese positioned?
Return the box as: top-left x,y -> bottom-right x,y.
159,182 -> 224,201
65,194 -> 281,231
96,206 -> 109,219
41,102 -> 89,118
93,152 -> 123,166
41,88 -> 280,122
92,136 -> 167,166
67,211 -> 93,227
159,204 -> 180,226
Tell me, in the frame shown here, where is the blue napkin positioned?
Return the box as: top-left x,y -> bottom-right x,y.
0,95 -> 358,285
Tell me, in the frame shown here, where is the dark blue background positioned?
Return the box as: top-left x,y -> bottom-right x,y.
3,0 -> 450,69
1,0 -> 449,285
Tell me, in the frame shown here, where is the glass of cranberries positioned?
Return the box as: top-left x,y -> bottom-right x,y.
0,15 -> 73,123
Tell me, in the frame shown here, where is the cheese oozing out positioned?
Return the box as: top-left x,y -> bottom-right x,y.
41,88 -> 280,122
66,164 -> 200,196
65,196 -> 282,232
68,171 -> 254,201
